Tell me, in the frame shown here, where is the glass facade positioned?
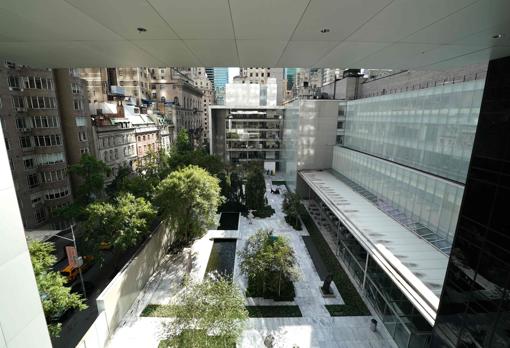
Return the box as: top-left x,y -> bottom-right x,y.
431,57 -> 510,347
303,186 -> 433,348
332,147 -> 463,244
344,80 -> 485,183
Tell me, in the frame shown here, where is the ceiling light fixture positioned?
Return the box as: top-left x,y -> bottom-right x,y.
492,34 -> 503,39
320,28 -> 330,33
137,27 -> 147,33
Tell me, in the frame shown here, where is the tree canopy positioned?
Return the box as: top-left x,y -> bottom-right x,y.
174,128 -> 193,154
28,241 -> 87,337
155,165 -> 223,243
69,154 -> 111,204
83,192 -> 156,255
245,168 -> 266,211
282,191 -> 303,230
239,229 -> 299,298
164,276 -> 248,347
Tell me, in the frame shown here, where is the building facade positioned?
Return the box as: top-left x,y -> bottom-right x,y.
91,101 -> 137,182
283,63 -> 489,347
0,64 -> 73,229
431,56 -> 510,348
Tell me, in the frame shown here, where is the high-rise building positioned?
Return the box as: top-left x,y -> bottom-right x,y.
0,64 -> 76,229
206,67 -> 228,105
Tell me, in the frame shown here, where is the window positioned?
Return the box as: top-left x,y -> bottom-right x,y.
34,134 -> 62,147
44,187 -> 70,200
16,118 -> 28,129
29,96 -> 56,109
71,83 -> 81,94
32,115 -> 59,128
42,169 -> 66,183
114,148 -> 118,159
19,136 -> 31,148
24,77 -> 53,90
35,153 -> 64,165
12,96 -> 25,109
80,147 -> 89,154
75,117 -> 87,126
27,173 -> 40,188
73,99 -> 83,111
35,206 -> 46,223
5,137 -> 10,150
24,157 -> 34,169
78,132 -> 87,142
8,76 -> 21,89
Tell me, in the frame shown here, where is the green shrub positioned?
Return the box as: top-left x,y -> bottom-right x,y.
253,205 -> 275,218
284,215 -> 302,230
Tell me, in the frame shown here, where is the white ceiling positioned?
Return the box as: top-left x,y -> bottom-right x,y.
0,0 -> 509,69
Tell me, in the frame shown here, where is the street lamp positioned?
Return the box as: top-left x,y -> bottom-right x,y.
52,223 -> 87,298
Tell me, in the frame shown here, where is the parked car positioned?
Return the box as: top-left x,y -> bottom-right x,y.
60,256 -> 94,283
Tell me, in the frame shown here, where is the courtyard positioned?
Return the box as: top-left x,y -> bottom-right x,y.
106,178 -> 396,348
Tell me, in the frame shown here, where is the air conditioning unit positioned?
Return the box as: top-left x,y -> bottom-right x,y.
16,107 -> 27,112
20,127 -> 29,132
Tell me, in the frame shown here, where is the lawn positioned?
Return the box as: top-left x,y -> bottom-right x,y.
246,305 -> 302,317
299,205 -> 370,316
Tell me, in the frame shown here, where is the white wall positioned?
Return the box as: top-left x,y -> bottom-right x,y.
297,100 -> 339,170
75,221 -> 174,348
0,127 -> 52,347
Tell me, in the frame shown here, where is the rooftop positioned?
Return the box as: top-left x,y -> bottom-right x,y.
299,170 -> 448,324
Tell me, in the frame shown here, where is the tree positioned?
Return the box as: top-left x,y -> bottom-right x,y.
28,241 -> 87,337
164,276 -> 248,347
239,229 -> 299,299
155,165 -> 223,244
83,193 -> 156,255
69,154 -> 111,204
245,167 -> 266,211
167,148 -> 224,177
282,191 -> 302,230
174,128 -> 193,154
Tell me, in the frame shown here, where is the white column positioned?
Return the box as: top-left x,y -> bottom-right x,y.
0,126 -> 52,347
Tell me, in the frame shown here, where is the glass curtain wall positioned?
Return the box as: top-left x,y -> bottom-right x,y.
332,147 -> 463,243
305,186 -> 433,348
343,79 -> 484,183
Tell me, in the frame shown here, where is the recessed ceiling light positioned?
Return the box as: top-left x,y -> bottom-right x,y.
320,28 -> 330,33
492,34 -> 503,39
137,27 -> 147,33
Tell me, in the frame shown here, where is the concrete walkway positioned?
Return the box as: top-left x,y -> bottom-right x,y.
106,177 -> 397,348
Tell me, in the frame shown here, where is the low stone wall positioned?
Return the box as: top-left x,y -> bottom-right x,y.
75,220 -> 173,348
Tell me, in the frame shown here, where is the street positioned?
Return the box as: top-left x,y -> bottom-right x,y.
50,244 -> 139,348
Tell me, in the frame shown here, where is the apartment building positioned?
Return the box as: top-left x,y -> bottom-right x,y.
0,63 -> 73,229
91,101 -> 137,182
239,68 -> 286,105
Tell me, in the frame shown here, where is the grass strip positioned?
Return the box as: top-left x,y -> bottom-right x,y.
143,304 -> 302,318
299,206 -> 370,316
141,304 -> 179,317
246,305 -> 302,317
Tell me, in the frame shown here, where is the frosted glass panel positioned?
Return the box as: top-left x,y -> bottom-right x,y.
343,80 -> 484,183
332,147 -> 463,243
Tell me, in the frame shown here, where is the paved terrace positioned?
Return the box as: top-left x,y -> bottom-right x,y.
106,178 -> 396,348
